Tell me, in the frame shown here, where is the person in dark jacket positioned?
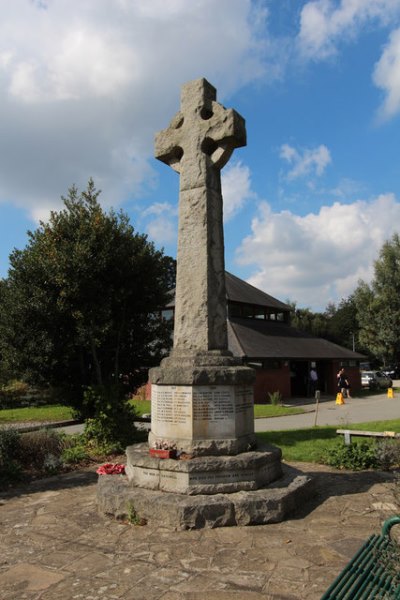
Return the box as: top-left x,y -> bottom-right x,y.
337,367 -> 351,398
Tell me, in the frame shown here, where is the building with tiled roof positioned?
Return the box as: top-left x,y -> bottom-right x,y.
161,272 -> 364,401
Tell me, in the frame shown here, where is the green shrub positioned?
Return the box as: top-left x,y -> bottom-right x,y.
126,501 -> 147,526
0,427 -> 20,461
375,539 -> 400,590
323,439 -> 379,470
82,385 -> 137,453
268,391 -> 282,406
0,428 -> 22,482
17,429 -> 64,473
0,381 -> 53,409
1,379 -> 29,397
61,444 -> 89,464
0,380 -> 29,408
375,439 -> 400,470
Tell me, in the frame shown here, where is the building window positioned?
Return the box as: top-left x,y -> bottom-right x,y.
242,304 -> 255,318
340,360 -> 357,367
226,303 -> 290,322
228,303 -> 242,318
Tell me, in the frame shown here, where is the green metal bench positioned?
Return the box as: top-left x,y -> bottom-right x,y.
321,516 -> 400,599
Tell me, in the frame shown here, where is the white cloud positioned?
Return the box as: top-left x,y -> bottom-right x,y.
236,193 -> 400,311
297,1 -> 400,121
330,178 -> 366,199
298,0 -> 400,60
142,202 -> 177,218
280,144 -> 331,180
146,217 -> 177,246
373,27 -> 400,120
0,0 -> 268,219
30,203 -> 55,224
221,161 -> 255,220
142,202 -> 178,246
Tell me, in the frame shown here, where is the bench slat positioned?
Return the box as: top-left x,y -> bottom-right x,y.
321,518 -> 400,599
336,429 -> 400,446
336,429 -> 400,438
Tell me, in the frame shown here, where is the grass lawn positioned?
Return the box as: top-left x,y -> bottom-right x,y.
257,418 -> 400,463
254,404 -> 305,418
0,404 -> 75,423
130,398 -> 151,416
0,399 -> 153,423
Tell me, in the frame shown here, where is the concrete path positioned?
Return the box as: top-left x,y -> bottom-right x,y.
255,390 -> 400,432
0,461 -> 399,599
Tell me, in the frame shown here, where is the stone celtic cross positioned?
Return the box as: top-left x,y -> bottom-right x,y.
155,78 -> 246,355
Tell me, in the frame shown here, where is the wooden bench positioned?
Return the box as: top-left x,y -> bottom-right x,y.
321,516 -> 400,599
337,429 -> 400,445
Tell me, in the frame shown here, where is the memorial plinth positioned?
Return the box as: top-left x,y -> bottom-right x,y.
97,78 -> 314,529
149,354 -> 256,455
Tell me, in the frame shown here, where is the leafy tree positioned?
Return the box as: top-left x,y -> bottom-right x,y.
325,295 -> 359,351
354,233 -> 400,365
0,179 -> 174,414
287,296 -> 365,353
287,301 -> 329,338
0,280 -> 12,385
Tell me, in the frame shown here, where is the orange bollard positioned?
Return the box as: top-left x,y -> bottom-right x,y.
336,392 -> 345,405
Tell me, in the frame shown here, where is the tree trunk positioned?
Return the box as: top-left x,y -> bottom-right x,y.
89,335 -> 103,386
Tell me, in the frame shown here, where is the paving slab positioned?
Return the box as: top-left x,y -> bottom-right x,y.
1,461 -> 399,599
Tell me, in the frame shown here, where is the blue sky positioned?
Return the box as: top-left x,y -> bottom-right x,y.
1,0 -> 400,311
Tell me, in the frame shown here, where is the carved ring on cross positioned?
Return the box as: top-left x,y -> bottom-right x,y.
155,95 -> 246,174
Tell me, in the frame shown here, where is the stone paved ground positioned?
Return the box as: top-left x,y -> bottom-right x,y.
0,461 -> 399,600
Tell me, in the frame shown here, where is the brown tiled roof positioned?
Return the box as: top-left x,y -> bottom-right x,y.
164,271 -> 365,361
166,271 -> 291,311
225,272 -> 290,311
228,318 -> 365,360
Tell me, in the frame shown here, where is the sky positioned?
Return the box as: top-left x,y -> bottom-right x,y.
1,0 -> 400,312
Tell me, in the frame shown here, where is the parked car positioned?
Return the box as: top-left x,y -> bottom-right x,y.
361,370 -> 393,389
381,366 -> 400,379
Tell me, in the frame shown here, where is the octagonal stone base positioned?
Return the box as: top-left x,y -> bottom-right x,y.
125,443 -> 282,495
97,462 -> 315,530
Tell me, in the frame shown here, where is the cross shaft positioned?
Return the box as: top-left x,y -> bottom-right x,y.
155,78 -> 246,354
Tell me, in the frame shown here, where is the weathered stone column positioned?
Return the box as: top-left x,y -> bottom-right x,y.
149,78 -> 256,456
155,78 -> 242,354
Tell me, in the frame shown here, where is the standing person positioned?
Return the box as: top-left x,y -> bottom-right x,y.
309,366 -> 318,395
337,367 -> 351,399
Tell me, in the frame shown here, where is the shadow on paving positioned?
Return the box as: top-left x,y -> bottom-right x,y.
1,459 -> 398,521
0,467 -> 99,501
285,463 -> 399,520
